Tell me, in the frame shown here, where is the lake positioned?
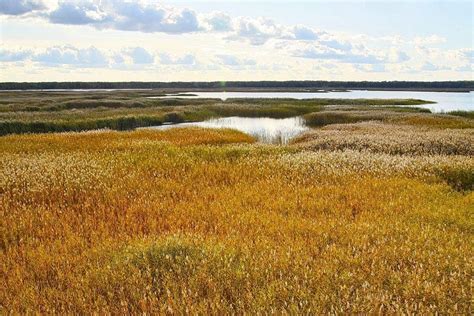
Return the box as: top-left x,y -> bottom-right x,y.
148,116 -> 309,144
150,90 -> 473,113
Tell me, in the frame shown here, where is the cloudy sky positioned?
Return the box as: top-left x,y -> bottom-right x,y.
0,0 -> 472,82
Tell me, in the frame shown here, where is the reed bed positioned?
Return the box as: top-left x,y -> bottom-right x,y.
304,111 -> 474,129
1,127 -> 473,314
293,121 -> 474,156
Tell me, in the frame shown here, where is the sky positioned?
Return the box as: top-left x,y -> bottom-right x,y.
0,0 -> 472,82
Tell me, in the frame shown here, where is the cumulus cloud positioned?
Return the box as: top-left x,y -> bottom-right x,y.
388,48 -> 410,63
319,39 -> 352,51
3,0 -> 430,55
291,42 -> 384,64
288,40 -> 412,66
49,1 -> 108,25
226,17 -> 282,45
123,47 -> 155,64
413,46 -> 473,72
32,46 -> 109,67
111,53 -> 125,64
203,11 -> 233,32
47,1 -> 308,42
225,18 -> 329,46
288,25 -> 320,40
0,48 -> 33,62
48,0 -> 200,34
3,0 -> 318,45
0,0 -> 45,16
0,45 -> 204,69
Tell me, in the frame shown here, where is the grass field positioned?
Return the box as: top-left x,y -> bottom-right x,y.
1,91 -> 473,313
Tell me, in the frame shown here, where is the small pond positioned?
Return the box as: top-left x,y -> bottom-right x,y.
148,116 -> 309,144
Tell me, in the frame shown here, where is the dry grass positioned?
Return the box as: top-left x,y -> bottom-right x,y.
1,127 -> 473,314
304,111 -> 474,129
293,121 -> 474,156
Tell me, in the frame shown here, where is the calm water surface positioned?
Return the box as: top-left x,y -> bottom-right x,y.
149,116 -> 309,144
150,90 -> 473,112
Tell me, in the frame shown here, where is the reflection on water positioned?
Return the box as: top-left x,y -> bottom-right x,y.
149,91 -> 473,113
149,116 -> 309,144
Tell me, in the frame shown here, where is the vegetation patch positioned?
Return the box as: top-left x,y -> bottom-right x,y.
0,90 -> 439,135
293,121 -> 474,156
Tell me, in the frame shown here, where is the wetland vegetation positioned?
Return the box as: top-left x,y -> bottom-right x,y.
0,90 -> 436,135
1,90 -> 473,313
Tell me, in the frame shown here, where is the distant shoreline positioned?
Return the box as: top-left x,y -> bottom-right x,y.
0,81 -> 472,92
0,87 -> 472,93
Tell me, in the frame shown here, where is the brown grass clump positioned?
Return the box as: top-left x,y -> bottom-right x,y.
293,121 -> 474,156
1,127 -> 473,314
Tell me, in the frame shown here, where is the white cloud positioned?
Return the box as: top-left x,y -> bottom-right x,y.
319,39 -> 352,52
291,42 -> 385,64
0,45 -> 202,69
47,1 -> 200,34
288,25 -> 320,40
0,0 -> 45,16
111,53 -> 125,64
388,48 -> 410,63
49,1 -> 108,25
123,47 -> 155,64
413,47 -> 473,71
226,17 -> 282,45
0,48 -> 33,62
32,45 -> 108,67
202,11 -> 233,32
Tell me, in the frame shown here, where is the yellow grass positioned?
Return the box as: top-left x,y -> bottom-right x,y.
1,128 -> 473,314
293,121 -> 474,156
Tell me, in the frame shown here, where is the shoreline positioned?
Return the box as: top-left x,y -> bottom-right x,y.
0,87 -> 472,93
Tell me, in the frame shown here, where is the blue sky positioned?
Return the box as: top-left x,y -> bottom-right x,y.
0,0 -> 472,81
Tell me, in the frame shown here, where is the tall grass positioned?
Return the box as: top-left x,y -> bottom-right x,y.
293,121 -> 474,156
446,110 -> 474,119
1,91 -> 472,313
1,128 -> 472,313
304,111 -> 474,129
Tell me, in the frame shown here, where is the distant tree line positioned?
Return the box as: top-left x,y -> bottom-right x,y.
0,81 -> 472,90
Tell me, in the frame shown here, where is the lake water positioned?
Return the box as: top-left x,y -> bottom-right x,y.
150,90 -> 473,113
148,116 -> 309,144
